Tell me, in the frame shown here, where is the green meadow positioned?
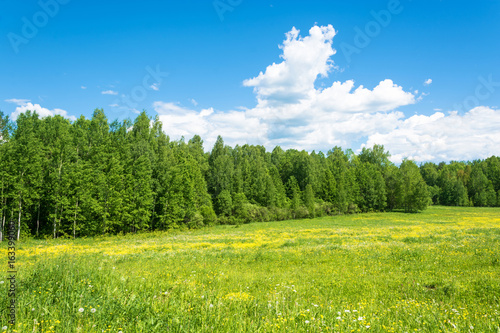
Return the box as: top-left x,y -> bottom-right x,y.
2,206 -> 500,332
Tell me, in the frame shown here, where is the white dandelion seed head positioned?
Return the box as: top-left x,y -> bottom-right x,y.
2,326 -> 7,331
91,308 -> 96,313
358,317 -> 364,321
78,308 -> 84,313
305,320 -> 310,324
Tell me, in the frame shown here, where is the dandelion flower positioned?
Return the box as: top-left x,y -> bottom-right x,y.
2,327 -> 7,331
78,308 -> 84,313
91,308 -> 96,313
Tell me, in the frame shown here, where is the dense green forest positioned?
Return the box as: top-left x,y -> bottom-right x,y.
0,109 -> 499,240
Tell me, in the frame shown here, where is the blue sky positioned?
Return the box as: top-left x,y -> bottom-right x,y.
1,0 -> 500,162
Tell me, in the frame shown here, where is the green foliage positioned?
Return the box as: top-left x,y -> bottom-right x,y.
399,160 -> 431,213
215,189 -> 233,216
3,110 -> 500,239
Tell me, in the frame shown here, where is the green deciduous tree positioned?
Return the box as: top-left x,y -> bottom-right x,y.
399,160 -> 430,213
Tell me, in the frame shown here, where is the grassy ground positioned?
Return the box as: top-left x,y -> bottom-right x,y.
1,206 -> 500,332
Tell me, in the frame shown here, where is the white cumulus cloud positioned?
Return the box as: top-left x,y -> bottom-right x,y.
151,25 -> 499,162
11,102 -> 77,121
154,25 -> 415,151
365,106 -> 500,163
424,78 -> 432,86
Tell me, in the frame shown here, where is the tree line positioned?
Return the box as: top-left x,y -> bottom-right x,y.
0,110 -> 498,240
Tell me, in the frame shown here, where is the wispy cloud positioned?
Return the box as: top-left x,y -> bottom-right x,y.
5,98 -> 30,106
102,90 -> 118,95
424,78 -> 432,86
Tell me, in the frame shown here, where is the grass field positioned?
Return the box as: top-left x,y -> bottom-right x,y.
1,206 -> 500,332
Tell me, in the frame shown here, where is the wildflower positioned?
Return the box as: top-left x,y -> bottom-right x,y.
79,308 -> 84,313
305,320 -> 310,324
209,304 -> 214,308
2,327 -> 7,331
358,316 -> 364,321
0,281 -> 4,284
366,325 -> 370,328
336,317 -> 342,320
91,308 -> 96,313
345,310 -> 351,313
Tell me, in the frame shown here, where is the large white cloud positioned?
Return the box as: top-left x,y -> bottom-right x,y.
154,25 -> 416,152
243,25 -> 337,105
152,24 -> 498,162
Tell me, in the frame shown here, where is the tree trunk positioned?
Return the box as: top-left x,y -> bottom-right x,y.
0,212 -> 4,242
53,205 -> 58,239
73,198 -> 78,239
17,194 -> 22,241
36,202 -> 40,237
58,204 -> 63,238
